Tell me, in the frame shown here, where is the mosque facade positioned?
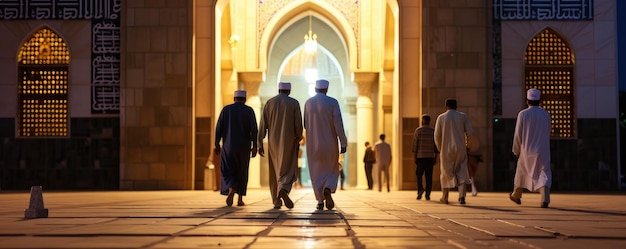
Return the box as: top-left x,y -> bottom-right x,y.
0,0 -> 620,191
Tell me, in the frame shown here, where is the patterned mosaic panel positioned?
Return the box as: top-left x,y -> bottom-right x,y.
524,28 -> 575,138
0,0 -> 121,114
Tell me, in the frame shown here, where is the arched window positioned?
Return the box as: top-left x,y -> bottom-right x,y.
17,27 -> 70,137
524,28 -> 575,138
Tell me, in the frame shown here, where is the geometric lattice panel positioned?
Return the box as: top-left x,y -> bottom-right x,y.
525,28 -> 575,138
18,27 -> 69,137
18,28 -> 70,65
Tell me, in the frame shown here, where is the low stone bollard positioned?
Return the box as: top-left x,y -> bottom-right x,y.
24,186 -> 48,219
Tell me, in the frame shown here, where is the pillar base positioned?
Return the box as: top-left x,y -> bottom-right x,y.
24,208 -> 48,219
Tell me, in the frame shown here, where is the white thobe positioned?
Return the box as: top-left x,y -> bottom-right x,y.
258,93 -> 303,205
373,141 -> 392,191
434,109 -> 473,188
513,106 -> 552,191
304,93 -> 348,202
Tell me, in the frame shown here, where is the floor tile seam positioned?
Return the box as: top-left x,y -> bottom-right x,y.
491,219 -> 594,238
446,218 -> 558,238
8,233 -> 178,237
125,217 -> 234,249
249,217 -> 352,242
339,210 -> 369,249
446,218 -> 497,237
552,235 -> 626,239
1,193 -> 206,215
357,198 -> 457,232
533,225 -> 626,239
399,202 -> 561,239
247,212 -> 341,238
404,222 -> 493,248
82,209 -> 235,240
505,237 -> 551,248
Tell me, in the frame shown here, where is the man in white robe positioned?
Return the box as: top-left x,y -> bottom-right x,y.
304,79 -> 347,210
434,99 -> 474,205
258,82 -> 303,209
510,88 -> 552,208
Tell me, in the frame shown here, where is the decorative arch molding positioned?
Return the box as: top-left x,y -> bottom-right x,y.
258,0 -> 358,71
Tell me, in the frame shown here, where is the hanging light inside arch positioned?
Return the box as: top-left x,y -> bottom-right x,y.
304,15 -> 317,53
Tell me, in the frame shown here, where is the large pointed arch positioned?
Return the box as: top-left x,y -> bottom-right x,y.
258,0 -> 358,72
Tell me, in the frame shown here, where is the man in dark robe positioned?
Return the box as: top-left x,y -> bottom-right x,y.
214,90 -> 258,207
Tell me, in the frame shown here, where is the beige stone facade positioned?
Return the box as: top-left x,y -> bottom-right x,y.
0,0 -> 617,191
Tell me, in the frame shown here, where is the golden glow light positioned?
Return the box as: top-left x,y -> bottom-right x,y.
304,15 -> 317,53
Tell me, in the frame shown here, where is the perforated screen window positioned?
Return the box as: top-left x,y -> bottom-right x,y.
18,27 -> 69,137
524,28 -> 575,138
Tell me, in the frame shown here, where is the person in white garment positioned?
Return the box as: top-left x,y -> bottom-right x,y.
258,82 -> 303,209
374,134 -> 392,192
304,79 -> 348,210
510,88 -> 552,208
434,99 -> 474,205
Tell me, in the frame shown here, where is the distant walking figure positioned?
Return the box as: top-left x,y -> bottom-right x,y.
374,134 -> 392,192
412,114 -> 437,200
363,142 -> 375,190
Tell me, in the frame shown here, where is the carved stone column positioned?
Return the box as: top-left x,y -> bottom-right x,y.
238,71 -> 264,188
354,72 -> 378,189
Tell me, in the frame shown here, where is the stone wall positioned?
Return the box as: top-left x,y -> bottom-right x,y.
120,0 -> 194,189
418,0 -> 493,190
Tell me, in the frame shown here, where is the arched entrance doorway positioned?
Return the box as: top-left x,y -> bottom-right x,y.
200,0 -> 404,191
262,13 -> 355,188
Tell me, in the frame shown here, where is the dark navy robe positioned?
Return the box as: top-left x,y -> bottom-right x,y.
215,101 -> 258,196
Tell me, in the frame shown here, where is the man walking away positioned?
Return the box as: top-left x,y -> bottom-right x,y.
374,134 -> 392,192
510,88 -> 552,208
214,90 -> 258,207
304,79 -> 348,210
434,99 -> 474,205
363,142 -> 375,190
412,114 -> 437,200
258,82 -> 303,209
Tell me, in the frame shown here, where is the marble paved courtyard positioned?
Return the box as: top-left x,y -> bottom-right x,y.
0,188 -> 625,249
